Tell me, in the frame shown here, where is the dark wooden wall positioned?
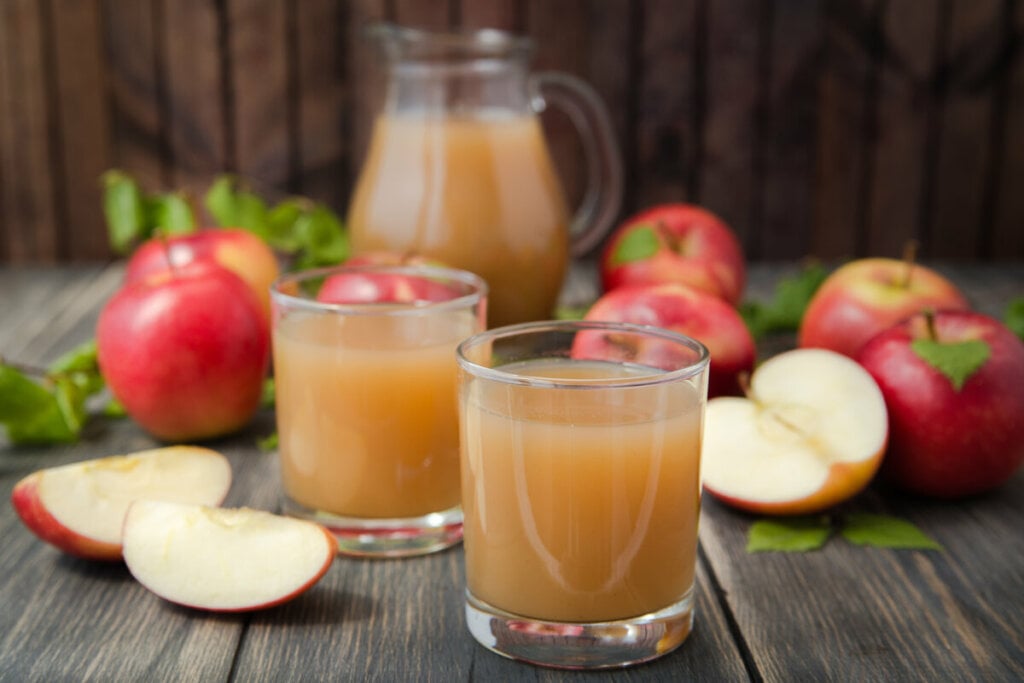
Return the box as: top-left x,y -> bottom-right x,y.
1,0 -> 1022,264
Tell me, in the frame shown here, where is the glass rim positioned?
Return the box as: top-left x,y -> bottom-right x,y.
270,263 -> 488,317
456,320 -> 710,389
366,21 -> 534,62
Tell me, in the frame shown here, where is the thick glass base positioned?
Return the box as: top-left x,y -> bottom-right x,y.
281,495 -> 462,558
465,589 -> 694,670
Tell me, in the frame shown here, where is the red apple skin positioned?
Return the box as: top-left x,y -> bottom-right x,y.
98,261 -> 271,442
858,311 -> 1024,498
600,203 -> 746,305
316,271 -> 458,304
125,228 -> 280,318
579,283 -> 755,397
10,473 -> 121,561
799,258 -> 969,359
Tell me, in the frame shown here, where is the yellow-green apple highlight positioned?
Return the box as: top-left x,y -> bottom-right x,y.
125,228 -> 280,318
97,261 -> 271,442
799,258 -> 969,358
857,310 -> 1024,498
122,500 -> 335,612
600,203 -> 746,305
579,283 -> 755,397
701,349 -> 888,515
10,446 -> 231,560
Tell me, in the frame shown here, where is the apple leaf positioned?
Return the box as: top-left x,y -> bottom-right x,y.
204,175 -> 271,239
840,513 -> 942,550
266,200 -> 307,252
910,338 -> 990,391
740,262 -> 827,340
555,305 -> 588,321
610,226 -> 659,265
0,365 -> 79,445
1005,297 -> 1024,342
261,377 -> 276,409
102,170 -> 147,254
146,192 -> 196,235
257,431 -> 279,452
746,516 -> 833,552
292,205 -> 350,269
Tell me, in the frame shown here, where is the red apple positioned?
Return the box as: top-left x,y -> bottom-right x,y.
122,500 -> 336,612
799,258 -> 969,359
702,349 -> 888,515
125,228 -> 280,318
10,446 -> 232,560
316,267 -> 460,305
97,261 -> 271,442
579,283 -> 756,397
857,310 -> 1024,498
600,203 -> 746,305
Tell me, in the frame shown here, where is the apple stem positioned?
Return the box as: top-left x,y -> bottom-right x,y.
158,234 -> 180,276
923,308 -> 938,342
655,220 -> 684,255
737,372 -> 754,402
899,240 -> 919,289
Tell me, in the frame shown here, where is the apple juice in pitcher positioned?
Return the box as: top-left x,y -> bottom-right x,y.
348,23 -> 622,327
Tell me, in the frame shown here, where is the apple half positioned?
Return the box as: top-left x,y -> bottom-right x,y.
122,501 -> 336,612
701,349 -> 888,515
11,446 -> 232,560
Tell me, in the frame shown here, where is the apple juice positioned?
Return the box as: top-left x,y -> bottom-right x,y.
459,358 -> 704,623
274,308 -> 479,519
347,113 -> 571,328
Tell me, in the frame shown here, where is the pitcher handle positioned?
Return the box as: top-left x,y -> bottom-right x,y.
530,72 -> 624,257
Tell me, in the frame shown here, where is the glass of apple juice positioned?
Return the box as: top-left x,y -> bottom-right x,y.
270,264 -> 487,557
456,320 -> 710,668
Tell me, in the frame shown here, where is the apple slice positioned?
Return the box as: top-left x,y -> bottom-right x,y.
11,446 -> 232,560
122,501 -> 336,612
701,349 -> 888,515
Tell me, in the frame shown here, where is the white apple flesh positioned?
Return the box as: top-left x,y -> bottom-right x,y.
701,349 -> 889,515
122,501 -> 336,612
11,446 -> 232,560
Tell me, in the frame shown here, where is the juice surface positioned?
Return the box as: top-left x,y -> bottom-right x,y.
459,359 -> 704,623
275,309 -> 477,518
347,113 -> 570,328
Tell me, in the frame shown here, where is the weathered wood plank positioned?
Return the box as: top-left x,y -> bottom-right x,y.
348,0 -> 388,203
928,0 -> 1001,259
0,0 -> 59,263
50,0 -> 112,262
458,0 -> 523,31
701,0 -> 761,252
102,0 -> 168,193
812,0 -> 875,260
294,0 -> 349,209
991,0 -> 1024,260
632,0 -> 698,210
864,0 -> 941,259
164,0 -> 228,203
228,0 -> 291,197
392,0 -> 453,30
759,0 -> 824,261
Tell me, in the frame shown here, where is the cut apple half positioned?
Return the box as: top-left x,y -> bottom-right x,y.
122,501 -> 336,612
11,446 -> 232,560
701,348 -> 888,515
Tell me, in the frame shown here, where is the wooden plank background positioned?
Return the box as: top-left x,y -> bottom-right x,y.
1,0 -> 1022,264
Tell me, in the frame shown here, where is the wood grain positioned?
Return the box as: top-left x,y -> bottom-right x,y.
991,0 -> 1024,260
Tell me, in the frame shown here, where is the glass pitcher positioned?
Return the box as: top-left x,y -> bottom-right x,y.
346,23 -> 623,327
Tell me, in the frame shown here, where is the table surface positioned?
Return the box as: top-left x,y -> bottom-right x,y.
1,261 -> 1022,682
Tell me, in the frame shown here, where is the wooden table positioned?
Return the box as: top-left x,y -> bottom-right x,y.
1,262 -> 1022,681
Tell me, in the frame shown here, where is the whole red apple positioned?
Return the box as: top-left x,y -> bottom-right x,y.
98,261 -> 271,442
799,258 -> 969,358
316,266 -> 461,305
858,310 -> 1024,498
600,203 -> 746,305
125,228 -> 279,318
579,283 -> 756,397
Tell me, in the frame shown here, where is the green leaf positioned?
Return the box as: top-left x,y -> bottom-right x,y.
746,516 -> 833,553
257,431 -> 279,452
840,513 -> 942,550
1005,297 -> 1024,342
203,175 -> 270,239
293,205 -> 349,269
147,192 -> 196,235
49,340 -> 105,398
910,338 -> 990,391
261,377 -> 276,409
0,365 -> 78,444
740,262 -> 828,340
555,305 -> 588,321
102,397 -> 127,418
102,170 -> 147,254
266,200 -> 307,252
610,226 -> 659,265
